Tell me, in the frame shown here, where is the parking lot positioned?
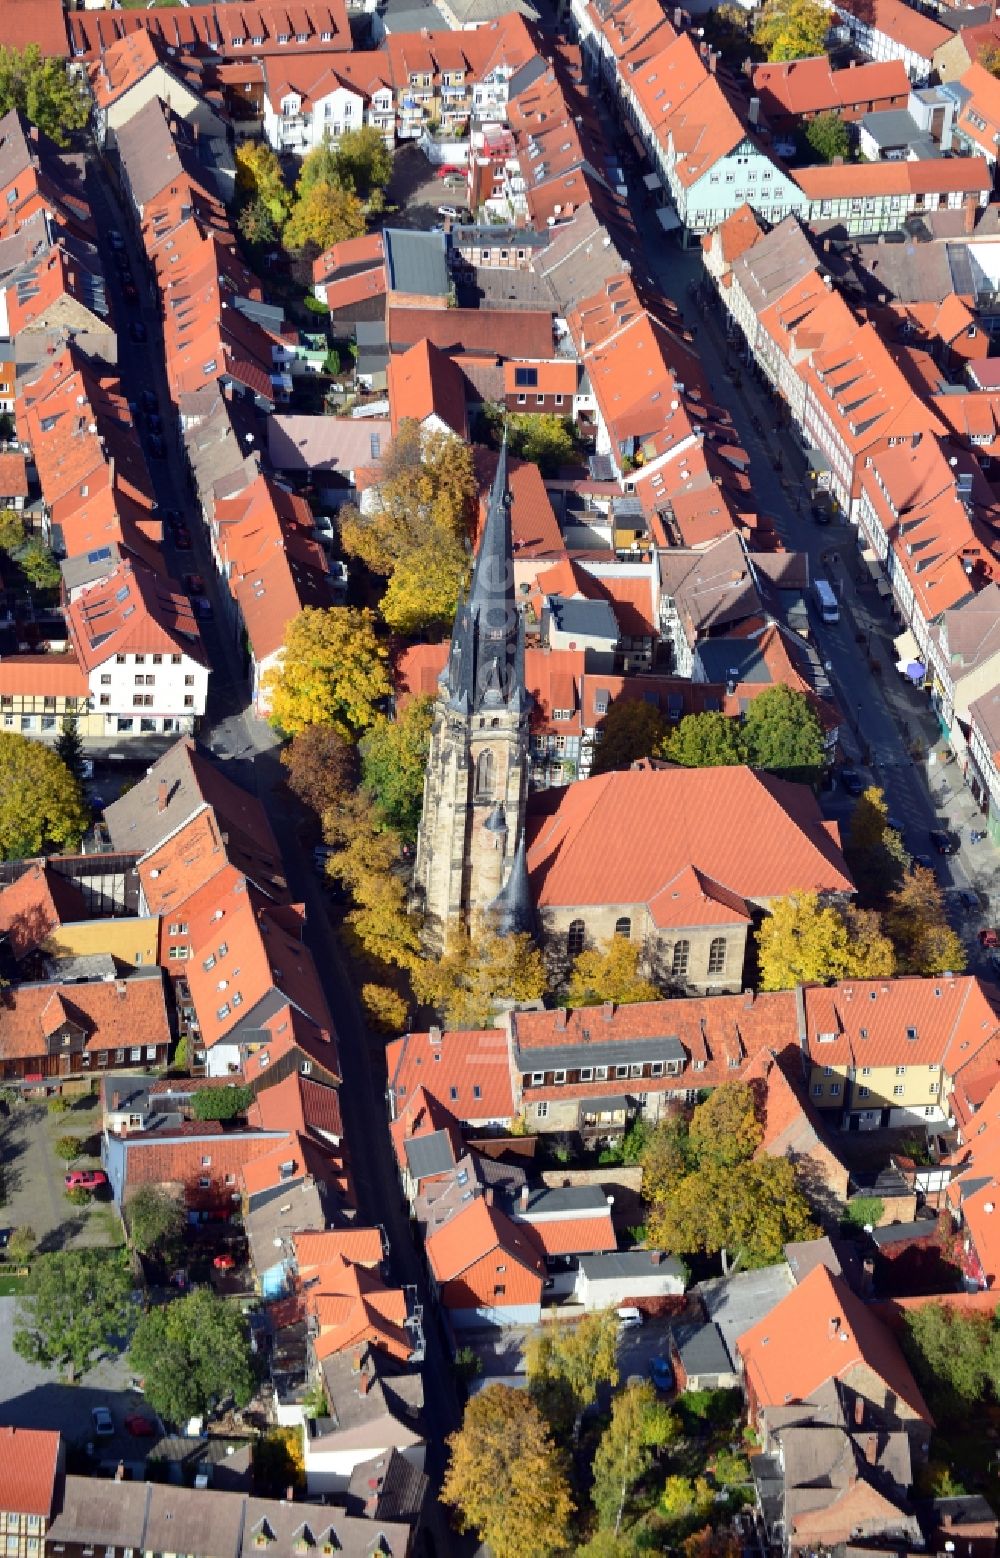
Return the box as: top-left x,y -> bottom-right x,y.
0,1096 -> 121,1254
379,143 -> 468,232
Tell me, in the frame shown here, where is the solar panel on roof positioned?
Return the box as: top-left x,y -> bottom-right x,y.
86,547 -> 112,565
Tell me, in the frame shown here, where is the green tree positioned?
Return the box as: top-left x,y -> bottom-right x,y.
659,711 -> 745,768
753,0 -> 830,59
660,1476 -> 716,1533
359,697 -> 433,842
591,699 -> 668,775
17,538 -> 61,591
54,715 -> 85,784
282,180 -> 366,254
0,508 -> 25,553
886,867 -> 967,975
411,917 -> 547,1028
805,111 -> 851,163
54,1135 -> 82,1161
756,892 -> 895,990
441,1386 -> 575,1558
130,1287 -> 255,1425
329,126 -> 392,200
483,406 -> 577,477
591,1380 -> 679,1530
281,723 -> 358,817
688,1082 -> 761,1168
525,1308 -> 620,1439
742,685 -> 825,782
0,46 -> 90,146
14,1250 -> 134,1376
844,1195 -> 884,1229
639,1112 -> 691,1208
0,732 -> 88,859
191,1085 -> 254,1122
902,1302 -> 1000,1423
237,196 -> 277,247
126,1187 -> 185,1258
648,1155 -> 818,1273
263,606 -> 390,738
567,936 -> 661,1008
6,1226 -> 35,1264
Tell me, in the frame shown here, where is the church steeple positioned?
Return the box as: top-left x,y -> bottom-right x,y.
413,436 -> 534,951
442,438 -> 523,715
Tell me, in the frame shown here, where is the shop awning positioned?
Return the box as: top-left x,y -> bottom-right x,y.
656,206 -> 681,231
643,171 -> 662,190
893,628 -> 919,664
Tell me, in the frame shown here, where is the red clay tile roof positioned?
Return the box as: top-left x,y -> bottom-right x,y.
66,561 -> 206,671
803,975 -> 1000,1074
388,307 -> 553,359
425,1195 -> 545,1305
386,1028 -> 514,1125
521,1212 -> 615,1257
794,158 -> 991,199
120,1127 -> 285,1195
0,0 -> 67,56
0,1427 -> 61,1516
526,766 -> 853,921
0,973 -> 170,1062
752,56 -> 908,119
738,1263 -> 931,1422
303,1253 -> 412,1361
0,451 -> 28,497
388,341 -> 468,438
0,863 -> 87,961
294,1228 -> 383,1271
0,655 -> 89,700
67,0 -> 351,61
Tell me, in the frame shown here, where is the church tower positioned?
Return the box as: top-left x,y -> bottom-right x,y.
411,442 -> 534,952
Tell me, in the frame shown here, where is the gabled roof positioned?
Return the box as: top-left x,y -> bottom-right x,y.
303,1253 -> 412,1362
66,561 -> 206,671
424,1192 -> 545,1286
0,971 -> 170,1061
386,1028 -> 515,1125
737,1262 -> 931,1422
388,340 -> 468,438
526,766 -> 852,918
0,863 -> 87,961
0,1427 -> 61,1517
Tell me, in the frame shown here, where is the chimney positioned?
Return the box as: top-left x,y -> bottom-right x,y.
708,50 -> 718,73
429,1025 -> 442,1045
748,96 -> 760,126
114,1462 -> 125,1482
112,1091 -> 122,1110
743,988 -> 754,1009
864,1433 -> 877,1464
854,1395 -> 864,1427
284,1486 -> 294,1503
157,779 -> 169,814
649,1250 -> 661,1266
485,1187 -> 494,1207
965,194 -> 978,235
554,1008 -> 567,1031
519,1184 -> 529,1209
116,980 -> 127,998
602,1001 -> 614,1022
358,1368 -> 371,1396
828,1316 -> 840,1339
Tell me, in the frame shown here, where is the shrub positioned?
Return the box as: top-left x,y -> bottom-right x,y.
47,1095 -> 70,1115
54,1135 -> 82,1161
191,1085 -> 254,1122
65,1186 -> 91,1206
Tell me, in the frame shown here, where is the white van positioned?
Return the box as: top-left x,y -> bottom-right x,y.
616,1306 -> 643,1329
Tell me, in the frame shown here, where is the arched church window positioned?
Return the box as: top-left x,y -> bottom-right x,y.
490,718 -> 500,729
671,940 -> 690,979
614,917 -> 632,940
566,919 -> 585,959
475,749 -> 495,799
708,937 -> 727,976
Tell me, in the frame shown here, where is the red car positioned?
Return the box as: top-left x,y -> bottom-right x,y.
65,1169 -> 108,1189
213,1253 -> 236,1270
124,1414 -> 157,1438
980,928 -> 1000,948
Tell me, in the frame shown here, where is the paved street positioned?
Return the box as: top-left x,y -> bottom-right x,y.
84,154 -> 469,1554
626,203 -> 1000,956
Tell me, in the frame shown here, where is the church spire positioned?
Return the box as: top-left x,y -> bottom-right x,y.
489,830 -> 535,938
441,437 -> 521,714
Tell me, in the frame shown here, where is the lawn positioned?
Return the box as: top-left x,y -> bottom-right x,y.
0,1275 -> 25,1296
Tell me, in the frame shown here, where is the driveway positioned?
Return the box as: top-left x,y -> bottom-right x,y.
380,143 -> 460,231
0,1098 -> 120,1252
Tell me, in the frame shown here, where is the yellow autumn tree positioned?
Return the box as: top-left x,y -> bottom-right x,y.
756,892 -> 895,990
263,606 -> 389,738
753,0 -> 830,58
281,180 -> 366,253
361,983 -> 409,1032
567,936 -> 661,1008
411,917 -> 547,1028
380,538 -> 469,635
234,140 -> 290,226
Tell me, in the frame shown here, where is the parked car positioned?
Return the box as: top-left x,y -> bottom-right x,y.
108,229 -> 125,251
183,573 -> 205,597
0,1228 -> 10,1250
930,828 -> 959,855
912,853 -> 933,871
113,250 -> 130,274
146,413 -> 163,434
437,205 -> 458,219
192,596 -> 213,620
839,768 -> 865,796
91,1406 -> 114,1438
148,434 -> 165,459
329,559 -> 349,594
213,1253 -> 236,1270
129,320 -> 147,343
649,1356 -> 674,1393
616,1306 -> 643,1330
140,390 -> 158,413
173,525 -> 192,551
979,928 -> 1000,948
956,889 -> 980,913
65,1169 -> 108,1190
80,758 -> 94,780
124,1414 -> 157,1438
121,277 -> 138,302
